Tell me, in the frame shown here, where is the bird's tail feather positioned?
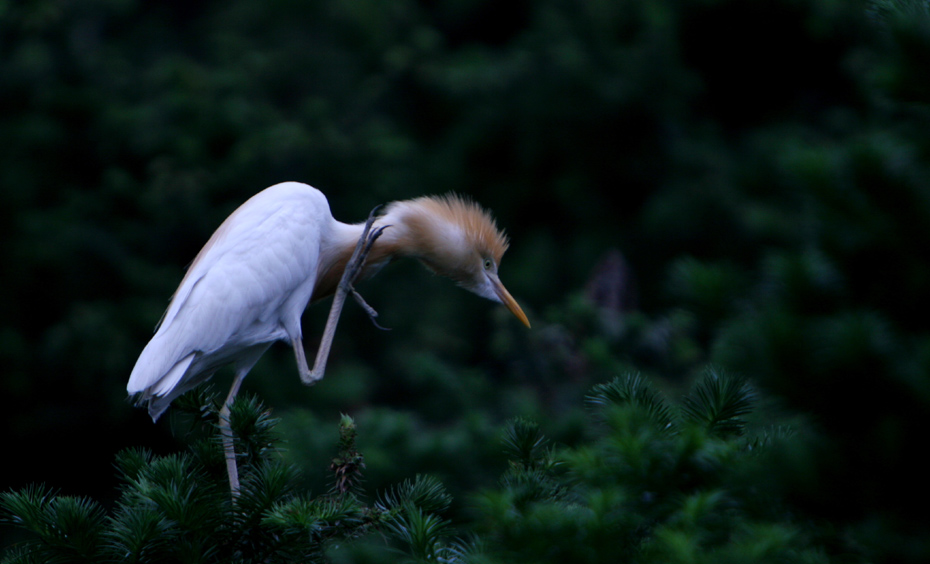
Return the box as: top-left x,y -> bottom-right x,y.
127,351 -> 196,421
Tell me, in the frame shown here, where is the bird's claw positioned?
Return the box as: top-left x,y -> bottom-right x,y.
339,207 -> 391,329
342,223 -> 388,285
351,288 -> 391,331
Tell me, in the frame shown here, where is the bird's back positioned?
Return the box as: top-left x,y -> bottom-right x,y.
128,182 -> 333,418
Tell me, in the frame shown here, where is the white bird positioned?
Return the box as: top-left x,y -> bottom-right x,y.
127,181 -> 530,492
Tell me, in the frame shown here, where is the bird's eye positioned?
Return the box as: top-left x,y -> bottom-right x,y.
483,259 -> 493,271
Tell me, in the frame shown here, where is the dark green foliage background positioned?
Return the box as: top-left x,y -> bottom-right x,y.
3,0 -> 930,561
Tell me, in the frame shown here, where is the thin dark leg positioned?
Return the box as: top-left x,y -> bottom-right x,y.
220,371 -> 247,497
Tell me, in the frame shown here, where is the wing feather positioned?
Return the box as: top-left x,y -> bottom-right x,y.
128,182 -> 330,400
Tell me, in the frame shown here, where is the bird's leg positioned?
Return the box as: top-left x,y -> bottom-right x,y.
220,371 -> 247,497
298,207 -> 388,386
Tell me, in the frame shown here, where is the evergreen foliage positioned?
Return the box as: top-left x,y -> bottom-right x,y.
0,395 -> 459,563
680,368 -> 754,438
2,372 -> 838,563
469,370 -> 828,563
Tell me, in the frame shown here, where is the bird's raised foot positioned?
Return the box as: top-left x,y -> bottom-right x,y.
299,206 -> 389,388
350,288 -> 391,331
338,210 -> 390,330
340,223 -> 390,330
341,223 -> 389,290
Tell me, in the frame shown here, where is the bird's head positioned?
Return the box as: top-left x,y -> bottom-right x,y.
383,194 -> 531,327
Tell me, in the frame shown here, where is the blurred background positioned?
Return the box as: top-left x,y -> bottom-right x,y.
3,0 -> 930,560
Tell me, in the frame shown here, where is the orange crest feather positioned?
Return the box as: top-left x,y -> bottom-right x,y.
398,194 -> 509,263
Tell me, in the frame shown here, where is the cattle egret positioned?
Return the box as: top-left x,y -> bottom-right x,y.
127,182 -> 530,493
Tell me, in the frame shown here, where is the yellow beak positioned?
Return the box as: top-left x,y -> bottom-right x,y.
491,276 -> 531,328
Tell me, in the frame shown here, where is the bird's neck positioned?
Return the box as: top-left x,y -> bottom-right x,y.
310,201 -> 455,302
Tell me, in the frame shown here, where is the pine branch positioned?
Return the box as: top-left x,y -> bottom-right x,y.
376,474 -> 453,515
586,372 -> 676,431
0,485 -> 106,562
681,367 -> 755,438
384,506 -> 452,562
330,414 -> 366,496
501,418 -> 551,470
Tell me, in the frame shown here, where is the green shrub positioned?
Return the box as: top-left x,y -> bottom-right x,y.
0,391 -> 462,564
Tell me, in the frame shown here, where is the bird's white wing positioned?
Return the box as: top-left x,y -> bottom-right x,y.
127,182 -> 331,395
